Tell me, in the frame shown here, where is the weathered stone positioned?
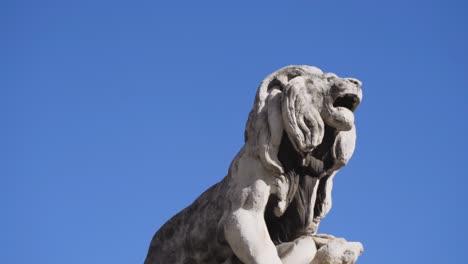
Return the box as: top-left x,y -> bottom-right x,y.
144,65 -> 364,264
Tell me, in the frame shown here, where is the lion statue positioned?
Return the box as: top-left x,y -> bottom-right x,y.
145,65 -> 364,264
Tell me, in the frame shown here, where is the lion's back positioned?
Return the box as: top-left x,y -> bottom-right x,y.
145,180 -> 233,264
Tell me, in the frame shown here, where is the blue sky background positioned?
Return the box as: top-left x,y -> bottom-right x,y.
2,0 -> 468,263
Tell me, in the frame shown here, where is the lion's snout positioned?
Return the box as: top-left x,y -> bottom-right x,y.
344,78 -> 362,89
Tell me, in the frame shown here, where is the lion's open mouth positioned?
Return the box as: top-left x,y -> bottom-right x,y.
333,94 -> 360,112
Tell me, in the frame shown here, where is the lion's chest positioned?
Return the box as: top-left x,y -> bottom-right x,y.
265,173 -> 320,244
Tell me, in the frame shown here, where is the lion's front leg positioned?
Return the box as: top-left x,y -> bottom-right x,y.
276,235 -> 317,264
273,235 -> 364,264
224,209 -> 281,264
223,180 -> 282,264
224,235 -> 318,264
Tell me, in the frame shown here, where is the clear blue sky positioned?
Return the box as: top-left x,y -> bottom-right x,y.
2,0 -> 468,263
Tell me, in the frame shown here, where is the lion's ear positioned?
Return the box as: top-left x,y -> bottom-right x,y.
282,76 -> 324,154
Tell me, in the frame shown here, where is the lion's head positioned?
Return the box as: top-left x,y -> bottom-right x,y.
245,65 -> 362,178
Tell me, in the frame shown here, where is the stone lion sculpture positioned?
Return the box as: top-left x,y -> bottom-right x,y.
145,65 -> 364,264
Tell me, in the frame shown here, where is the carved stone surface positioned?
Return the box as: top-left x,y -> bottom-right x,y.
144,65 -> 364,264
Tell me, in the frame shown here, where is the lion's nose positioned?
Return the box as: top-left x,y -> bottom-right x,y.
345,78 -> 362,88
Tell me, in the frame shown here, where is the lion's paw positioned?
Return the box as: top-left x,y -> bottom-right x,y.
312,238 -> 363,264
